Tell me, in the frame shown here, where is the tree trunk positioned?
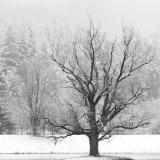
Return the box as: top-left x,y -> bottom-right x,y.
32,126 -> 38,136
89,103 -> 99,156
89,131 -> 99,156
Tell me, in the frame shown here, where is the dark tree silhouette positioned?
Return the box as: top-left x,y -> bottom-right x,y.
44,22 -> 155,156
0,107 -> 15,134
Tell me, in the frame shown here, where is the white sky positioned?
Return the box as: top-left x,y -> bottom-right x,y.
0,0 -> 160,37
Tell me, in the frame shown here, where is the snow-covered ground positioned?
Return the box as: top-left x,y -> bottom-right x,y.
0,135 -> 160,154
0,154 -> 135,160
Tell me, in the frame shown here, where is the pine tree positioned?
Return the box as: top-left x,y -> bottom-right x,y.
0,56 -> 15,134
0,107 -> 15,134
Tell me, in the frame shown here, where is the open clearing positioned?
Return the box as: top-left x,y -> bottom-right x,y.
0,135 -> 160,154
0,135 -> 160,159
0,154 -> 160,160
0,154 -> 134,160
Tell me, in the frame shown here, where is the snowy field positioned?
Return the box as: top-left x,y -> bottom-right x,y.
0,135 -> 160,154
1,135 -> 160,159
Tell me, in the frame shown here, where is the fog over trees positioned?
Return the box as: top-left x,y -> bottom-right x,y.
0,20 -> 160,156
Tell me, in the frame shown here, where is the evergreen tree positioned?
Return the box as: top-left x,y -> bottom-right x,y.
0,107 -> 15,134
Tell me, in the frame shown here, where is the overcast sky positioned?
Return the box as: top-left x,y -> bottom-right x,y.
0,0 -> 160,37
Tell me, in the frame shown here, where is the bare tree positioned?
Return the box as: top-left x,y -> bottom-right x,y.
44,22 -> 155,156
17,61 -> 48,136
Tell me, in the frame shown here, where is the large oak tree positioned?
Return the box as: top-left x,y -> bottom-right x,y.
45,22 -> 155,156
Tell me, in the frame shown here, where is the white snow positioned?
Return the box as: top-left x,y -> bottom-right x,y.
0,154 -> 134,160
0,135 -> 55,154
0,135 -> 160,154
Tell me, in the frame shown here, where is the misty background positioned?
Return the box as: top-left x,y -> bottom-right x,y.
0,0 -> 160,37
0,0 -> 160,136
